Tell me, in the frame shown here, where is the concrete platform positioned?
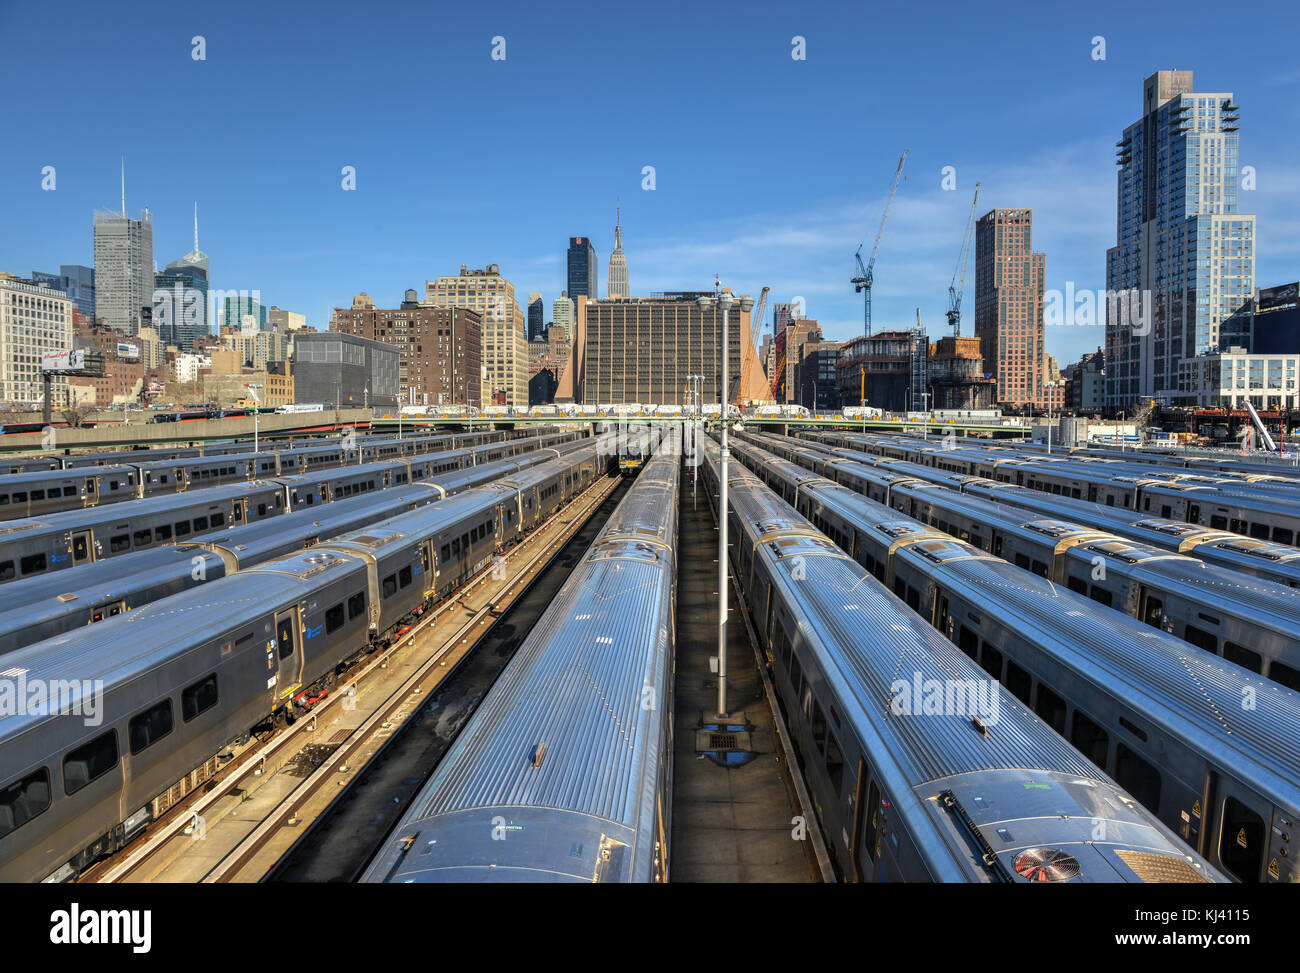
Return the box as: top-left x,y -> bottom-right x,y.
670,471 -> 816,883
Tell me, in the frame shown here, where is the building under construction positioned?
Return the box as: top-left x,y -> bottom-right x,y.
555,292 -> 768,406
835,330 -> 925,413
927,335 -> 996,410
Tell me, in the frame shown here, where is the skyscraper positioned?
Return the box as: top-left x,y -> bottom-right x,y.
426,264 -> 528,406
552,292 -> 574,339
527,291 -> 545,341
567,237 -> 597,303
154,203 -> 210,349
93,163 -> 153,335
1105,70 -> 1255,409
974,208 -> 1046,408
30,266 -> 95,319
606,207 -> 628,298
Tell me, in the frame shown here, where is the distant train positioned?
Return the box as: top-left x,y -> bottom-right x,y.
0,445 -> 612,882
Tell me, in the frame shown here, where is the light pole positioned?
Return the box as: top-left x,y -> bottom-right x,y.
688,373 -> 703,505
921,391 -> 931,441
246,384 -> 263,453
696,289 -> 754,719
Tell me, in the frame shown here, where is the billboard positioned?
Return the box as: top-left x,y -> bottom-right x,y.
40,349 -> 86,373
117,342 -> 139,359
1259,282 -> 1299,311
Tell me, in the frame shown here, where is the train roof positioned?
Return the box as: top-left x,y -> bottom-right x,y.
934,557 -> 1300,810
0,552 -> 366,742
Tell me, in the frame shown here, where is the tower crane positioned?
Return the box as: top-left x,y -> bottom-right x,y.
748,286 -> 770,358
851,150 -> 908,339
946,182 -> 981,337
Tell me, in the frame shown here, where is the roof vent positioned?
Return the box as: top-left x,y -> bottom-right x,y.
1013,848 -> 1081,882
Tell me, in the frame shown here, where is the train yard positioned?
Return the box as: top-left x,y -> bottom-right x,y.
0,421 -> 1297,888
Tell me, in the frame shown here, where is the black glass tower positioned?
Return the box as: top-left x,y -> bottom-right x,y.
567,237 -> 598,303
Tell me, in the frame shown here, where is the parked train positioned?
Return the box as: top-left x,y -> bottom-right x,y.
0,445 -> 613,882
697,438 -> 1222,883
725,436 -> 1300,882
737,431 -> 1300,691
362,452 -> 680,883
803,431 -> 1300,548
789,432 -> 1300,589
0,445 -> 589,656
0,433 -> 584,585
0,430 -> 544,519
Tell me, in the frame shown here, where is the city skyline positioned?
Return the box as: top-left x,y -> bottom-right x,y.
2,0 -> 1298,371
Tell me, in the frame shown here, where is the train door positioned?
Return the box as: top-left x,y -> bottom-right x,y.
232,499 -> 247,525
849,759 -> 869,881
274,608 -> 303,699
1206,773 -> 1271,883
1140,589 -> 1165,630
176,467 -> 188,492
70,529 -> 94,565
83,477 -> 98,507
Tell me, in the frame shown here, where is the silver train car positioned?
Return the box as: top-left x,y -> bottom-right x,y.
779,431 -> 1300,589
0,447 -> 594,657
0,447 -> 612,882
731,438 -> 1300,882
736,432 -> 1300,691
698,439 -> 1221,883
362,453 -> 680,883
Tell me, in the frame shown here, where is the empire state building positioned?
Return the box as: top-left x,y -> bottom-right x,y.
606,206 -> 628,298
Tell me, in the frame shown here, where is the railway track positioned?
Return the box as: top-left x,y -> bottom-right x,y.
84,472 -> 623,883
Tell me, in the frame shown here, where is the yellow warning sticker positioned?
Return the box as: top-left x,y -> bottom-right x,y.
1269,858 -> 1280,879
1192,800 -> 1201,818
1237,828 -> 1248,849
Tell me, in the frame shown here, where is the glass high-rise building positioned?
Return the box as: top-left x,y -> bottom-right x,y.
527,291 -> 544,342
567,237 -> 597,303
1106,70 -> 1255,408
94,206 -> 153,335
31,265 -> 95,319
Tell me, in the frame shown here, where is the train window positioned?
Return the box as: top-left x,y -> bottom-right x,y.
1114,743 -> 1162,815
0,768 -> 50,839
1230,519 -> 1246,534
1210,515 -> 1228,530
0,561 -> 13,581
1014,553 -> 1031,570
399,566 -> 413,589
193,517 -> 209,531
1223,641 -> 1262,674
1105,495 -> 1115,506
440,544 -> 450,562
905,586 -> 920,613
257,504 -> 267,517
980,645 -> 1003,680
789,652 -> 804,698
862,780 -> 880,865
1219,797 -> 1265,883
133,528 -> 152,546
1070,711 -> 1109,766
109,534 -> 130,553
174,521 -> 191,538
210,513 -> 225,527
63,732 -> 119,795
182,674 -> 219,722
1188,505 -> 1201,524
1090,585 -> 1112,607
825,734 -> 845,796
129,700 -> 174,755
30,489 -> 45,501
325,604 -> 345,634
1034,685 -> 1067,735
1005,661 -> 1032,705
20,553 -> 46,574
382,574 -> 398,598
1030,560 -> 1048,578
1160,506 -> 1172,518
1143,497 -> 1150,511
810,699 -> 827,753
892,578 -> 906,599
1071,489 -> 1081,499
348,592 -> 367,620
1067,576 -> 1088,594
1182,626 -> 1217,653
1250,523 -> 1270,540
1267,660 -> 1300,692
1274,527 -> 1295,545
155,525 -> 172,541
958,626 -> 978,659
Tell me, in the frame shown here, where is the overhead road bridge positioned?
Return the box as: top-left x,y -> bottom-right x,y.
371,413 -> 1033,439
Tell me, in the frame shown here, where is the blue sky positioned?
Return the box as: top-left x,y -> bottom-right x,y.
2,0 -> 1297,366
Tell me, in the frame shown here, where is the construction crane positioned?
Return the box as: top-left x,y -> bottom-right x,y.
851,150 -> 908,339
946,182 -> 981,337
748,286 -> 770,360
